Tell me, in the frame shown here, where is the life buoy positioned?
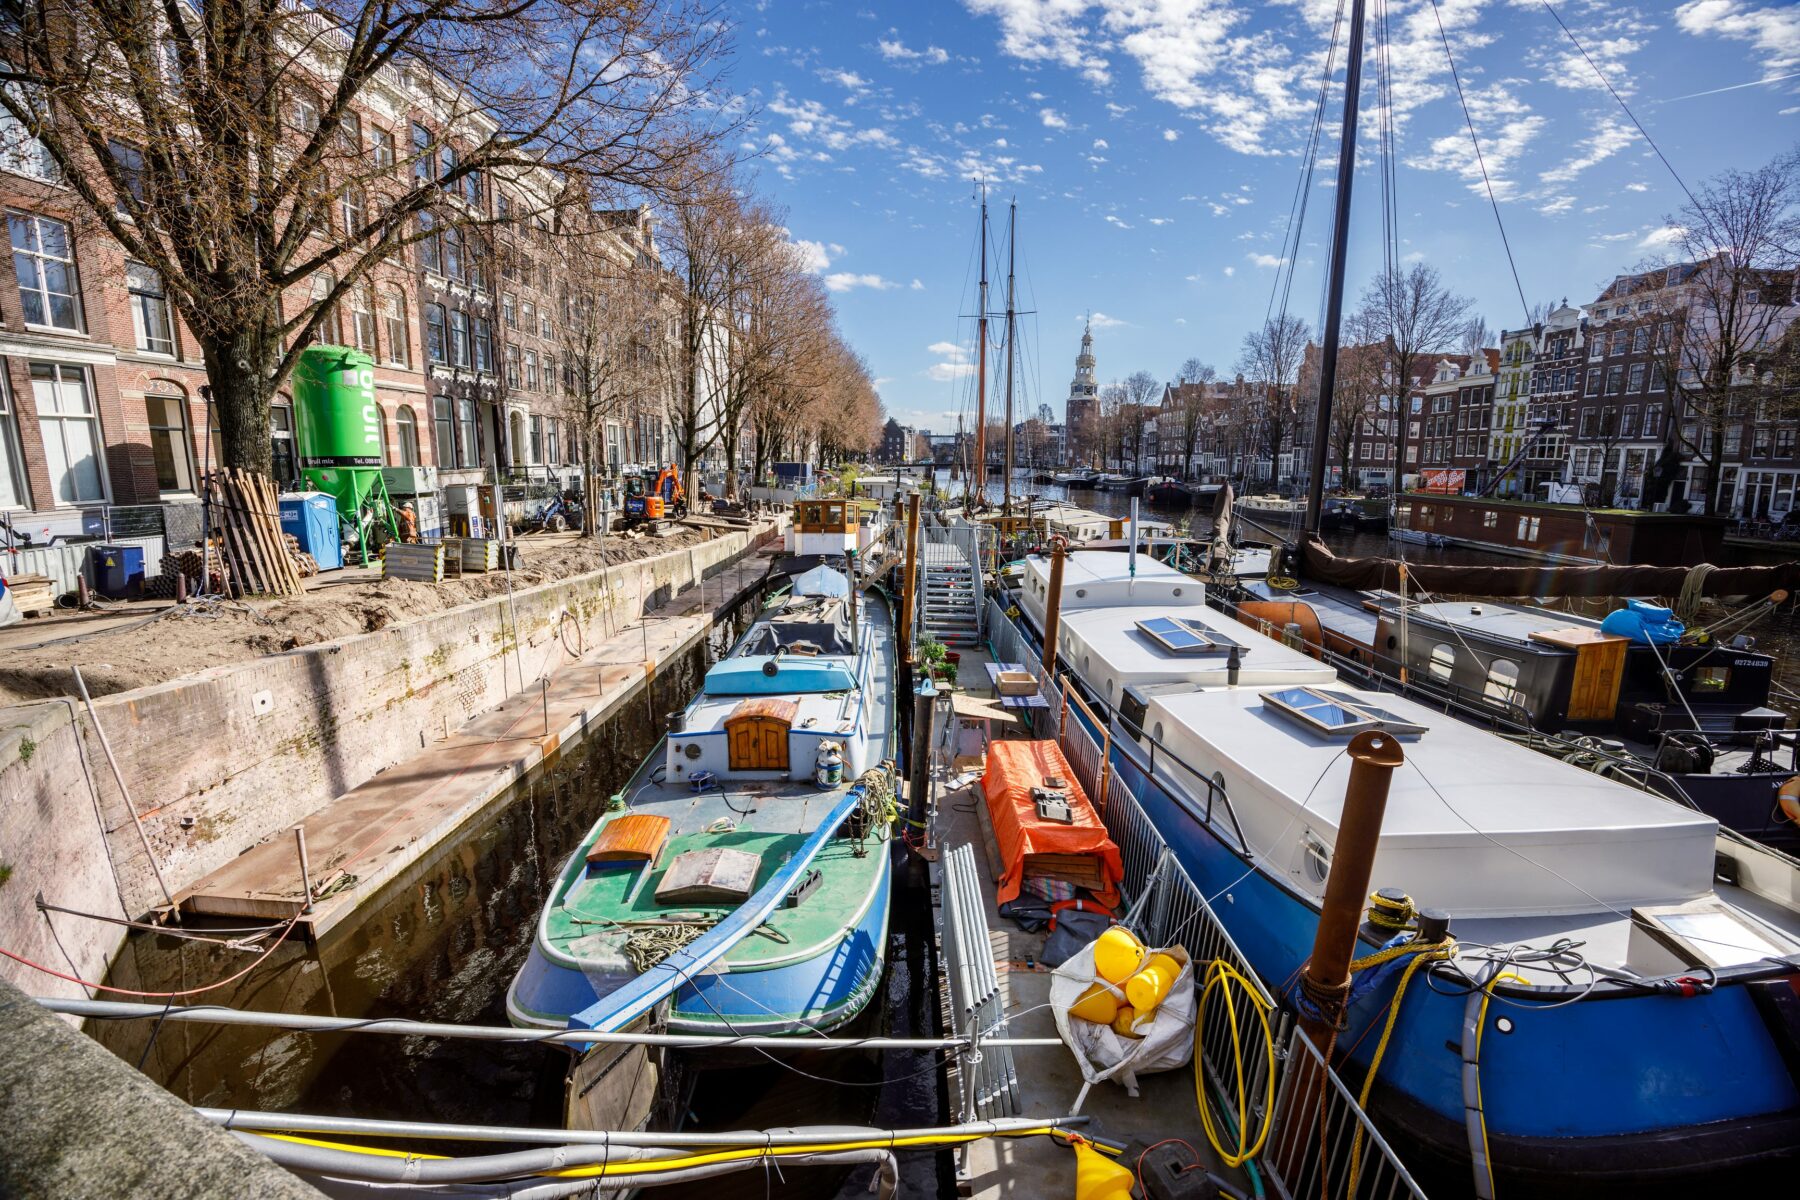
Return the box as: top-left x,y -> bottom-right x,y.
1778,777 -> 1800,825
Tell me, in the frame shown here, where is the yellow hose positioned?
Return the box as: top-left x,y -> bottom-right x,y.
245,1124 -> 1116,1181
1470,971 -> 1531,1199
1344,941 -> 1459,1194
1194,959 -> 1277,1168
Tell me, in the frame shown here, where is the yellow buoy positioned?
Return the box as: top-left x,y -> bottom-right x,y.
1073,1138 -> 1135,1200
1093,927 -> 1145,984
1069,981 -> 1120,1025
1125,952 -> 1182,1014
1110,1004 -> 1141,1039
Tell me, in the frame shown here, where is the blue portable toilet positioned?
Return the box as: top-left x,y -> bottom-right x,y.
279,491 -> 344,571
90,544 -> 145,598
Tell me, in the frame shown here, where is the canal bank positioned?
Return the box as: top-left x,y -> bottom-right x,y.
0,519 -> 785,1003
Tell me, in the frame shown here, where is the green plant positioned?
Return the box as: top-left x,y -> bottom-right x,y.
0,863 -> 12,889
18,737 -> 35,764
917,635 -> 947,667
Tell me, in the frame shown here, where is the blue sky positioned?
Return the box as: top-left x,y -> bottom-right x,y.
731,1 -> 1798,434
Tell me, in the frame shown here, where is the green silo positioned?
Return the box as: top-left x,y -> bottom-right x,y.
291,345 -> 397,565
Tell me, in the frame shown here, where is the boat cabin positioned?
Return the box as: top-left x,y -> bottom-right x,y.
667,594 -> 875,785
1017,550 -> 1207,633
785,499 -> 862,559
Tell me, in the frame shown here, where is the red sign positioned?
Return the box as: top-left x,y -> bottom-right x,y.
1420,469 -> 1466,493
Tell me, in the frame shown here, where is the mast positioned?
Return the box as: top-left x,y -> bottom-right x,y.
1003,199 -> 1018,516
972,186 -> 990,513
1302,0 -> 1368,537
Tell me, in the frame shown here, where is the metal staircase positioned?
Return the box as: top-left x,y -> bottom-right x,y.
919,527 -> 984,646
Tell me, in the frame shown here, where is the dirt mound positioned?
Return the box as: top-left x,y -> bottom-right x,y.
0,528 -> 733,706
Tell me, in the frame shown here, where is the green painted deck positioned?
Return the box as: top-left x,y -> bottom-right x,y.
546,814 -> 887,971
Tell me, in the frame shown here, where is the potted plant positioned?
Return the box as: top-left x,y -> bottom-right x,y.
918,635 -> 955,686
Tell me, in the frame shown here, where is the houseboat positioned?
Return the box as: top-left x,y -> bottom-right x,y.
1013,550 -> 1800,1195
1231,579 -> 1800,851
507,568 -> 896,1039
1388,493 -> 1728,566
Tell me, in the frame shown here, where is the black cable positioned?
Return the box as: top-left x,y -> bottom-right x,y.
1425,0 -> 1531,325
1262,0 -> 1347,333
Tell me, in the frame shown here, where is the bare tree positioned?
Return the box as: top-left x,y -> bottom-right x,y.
1459,316 -> 1494,357
1121,369 -> 1160,472
1237,313 -> 1311,489
1171,360 -> 1217,480
2,0 -> 729,477
1641,150 -> 1800,515
1360,264 -> 1475,482
1097,381 -> 1127,470
1326,308 -> 1386,491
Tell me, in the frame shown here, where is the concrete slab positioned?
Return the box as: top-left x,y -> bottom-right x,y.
175,550 -> 777,936
932,644 -> 1244,1198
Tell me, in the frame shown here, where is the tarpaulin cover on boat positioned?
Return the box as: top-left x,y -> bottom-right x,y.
982,739 -> 1122,911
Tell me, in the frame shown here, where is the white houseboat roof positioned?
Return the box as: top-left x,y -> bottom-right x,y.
1140,685 -> 1718,921
1060,606 -> 1338,699
1370,596 -> 1605,644
1019,550 -> 1207,620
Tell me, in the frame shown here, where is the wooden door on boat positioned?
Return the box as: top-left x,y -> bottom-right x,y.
725,698 -> 796,771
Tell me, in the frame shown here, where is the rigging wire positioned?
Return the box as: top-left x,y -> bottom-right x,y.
1263,0 -> 1348,334
1535,0 -> 1703,217
1424,0 -> 1530,325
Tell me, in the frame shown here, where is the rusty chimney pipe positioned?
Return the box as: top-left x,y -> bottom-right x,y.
1040,536 -> 1068,681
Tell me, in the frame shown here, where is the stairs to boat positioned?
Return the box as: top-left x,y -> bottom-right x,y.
921,542 -> 982,646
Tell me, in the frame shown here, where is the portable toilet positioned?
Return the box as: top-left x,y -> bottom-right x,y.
279,491 -> 344,571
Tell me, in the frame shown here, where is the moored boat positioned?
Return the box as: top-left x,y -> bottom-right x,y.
1011,548 -> 1800,1194
507,566 -> 897,1039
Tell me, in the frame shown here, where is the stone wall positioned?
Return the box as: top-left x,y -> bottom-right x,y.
0,526 -> 774,999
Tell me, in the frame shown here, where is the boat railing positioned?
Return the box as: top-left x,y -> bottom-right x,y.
940,842 -> 1021,1131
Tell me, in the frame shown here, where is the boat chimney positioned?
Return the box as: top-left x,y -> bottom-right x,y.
900,493 -> 921,672
1227,645 -> 1241,686
1297,730 -> 1403,1052
1042,537 -> 1068,680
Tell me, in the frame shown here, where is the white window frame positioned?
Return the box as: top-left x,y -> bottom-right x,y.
126,260 -> 175,356
31,361 -> 108,505
10,210 -> 84,331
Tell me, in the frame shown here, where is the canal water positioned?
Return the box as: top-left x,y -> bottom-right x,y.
95,585 -> 946,1197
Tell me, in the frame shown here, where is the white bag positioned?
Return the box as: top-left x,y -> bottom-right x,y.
1051,941 -> 1196,1110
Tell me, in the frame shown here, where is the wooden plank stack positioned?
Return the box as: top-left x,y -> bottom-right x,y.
3,573 -> 54,616
204,469 -> 305,596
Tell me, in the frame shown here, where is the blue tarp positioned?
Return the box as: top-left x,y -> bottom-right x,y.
792,565 -> 850,597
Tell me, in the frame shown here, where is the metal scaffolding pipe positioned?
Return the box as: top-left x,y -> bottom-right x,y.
37,997 -> 1062,1050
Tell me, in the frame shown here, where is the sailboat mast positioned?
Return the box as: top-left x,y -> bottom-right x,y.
1302,0 -> 1368,536
973,187 -> 990,511
1003,200 -> 1018,516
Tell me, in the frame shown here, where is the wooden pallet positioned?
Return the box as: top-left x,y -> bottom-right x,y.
203,469 -> 305,596
4,573 -> 54,616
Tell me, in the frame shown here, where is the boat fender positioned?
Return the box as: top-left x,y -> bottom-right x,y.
1778,777 -> 1800,825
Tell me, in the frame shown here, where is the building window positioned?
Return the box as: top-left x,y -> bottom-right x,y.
107,140 -> 146,212
145,392 -> 194,493
351,283 -> 376,353
31,363 -> 106,504
442,223 -> 463,282
503,293 -> 517,328
373,126 -> 395,168
1604,365 -> 1623,394
341,184 -> 366,234
395,405 -> 420,466
425,303 -> 447,364
522,299 -> 535,332
463,170 -> 482,209
10,212 -> 83,330
545,418 -> 559,465
497,192 -> 511,221
271,402 -> 296,486
290,90 -> 321,134
411,122 -> 432,184
383,287 -> 409,366
540,311 -> 552,339
1627,363 -> 1644,393
1725,427 -> 1742,457
1649,361 -> 1666,392
524,348 -> 538,390
529,414 -> 543,463
0,371 -> 28,508
1644,403 -> 1661,438
1776,429 -> 1795,458
1584,368 -> 1599,396
310,272 -> 340,343
433,396 -> 455,466
505,345 -> 520,388
1621,405 -> 1638,438
456,396 -> 479,468
449,309 -> 470,367
418,211 -> 441,274
0,84 -> 58,182
127,261 -> 175,355
472,316 -> 493,374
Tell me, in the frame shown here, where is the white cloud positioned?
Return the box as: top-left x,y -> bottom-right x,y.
1163,128 -> 1180,141
1638,224 -> 1687,250
926,339 -> 975,382
1626,181 -> 1649,192
826,272 -> 900,292
1539,118 -> 1635,184
822,68 -> 869,90
1538,194 -> 1576,216
1040,107 -> 1069,129
878,38 -> 950,65
928,341 -> 965,357
1104,214 -> 1132,228
911,278 -> 925,290
1247,252 -> 1287,269
1175,317 -> 1187,325
966,0 -> 1112,83
1088,311 -> 1127,328
1092,137 -> 1109,150
1149,217 -> 1173,225
789,238 -> 832,273
1676,1 -> 1800,77
1223,265 -> 1236,276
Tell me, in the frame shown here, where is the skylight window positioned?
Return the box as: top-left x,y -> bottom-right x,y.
1262,688 -> 1429,739
1135,616 -> 1239,656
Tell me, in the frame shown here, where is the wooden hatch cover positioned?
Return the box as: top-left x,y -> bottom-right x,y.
725,698 -> 797,771
655,847 -> 764,904
586,813 -> 672,866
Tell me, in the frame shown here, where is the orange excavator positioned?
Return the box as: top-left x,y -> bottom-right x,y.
621,466 -> 686,526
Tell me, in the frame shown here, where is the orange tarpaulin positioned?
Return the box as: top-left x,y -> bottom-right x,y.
982,739 -> 1123,911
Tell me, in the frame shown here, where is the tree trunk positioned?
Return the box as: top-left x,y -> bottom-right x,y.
197,307 -> 283,479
